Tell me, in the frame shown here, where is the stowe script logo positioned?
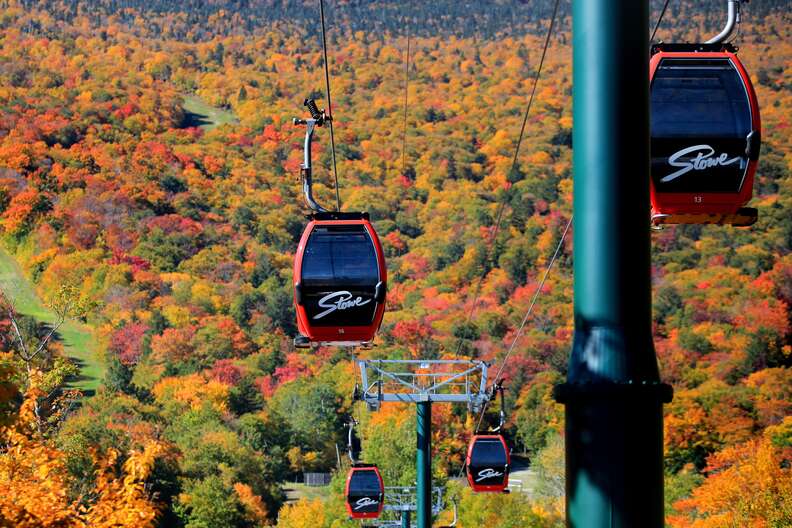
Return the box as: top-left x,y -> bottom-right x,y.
314,291 -> 372,320
475,468 -> 504,482
354,497 -> 379,510
661,144 -> 741,183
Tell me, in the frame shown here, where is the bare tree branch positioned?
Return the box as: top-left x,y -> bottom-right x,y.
28,315 -> 66,362
8,309 -> 30,360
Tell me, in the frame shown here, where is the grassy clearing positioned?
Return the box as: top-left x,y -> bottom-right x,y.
284,482 -> 330,503
0,248 -> 101,395
509,466 -> 539,498
182,94 -> 238,130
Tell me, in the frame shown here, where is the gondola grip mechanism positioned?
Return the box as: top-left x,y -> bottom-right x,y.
304,98 -> 328,124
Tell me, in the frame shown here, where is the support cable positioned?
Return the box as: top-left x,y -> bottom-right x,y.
453,0 -> 561,358
650,0 -> 672,43
492,216 -> 572,385
319,0 -> 341,211
455,215 -> 571,479
478,217 -> 570,433
400,11 -> 412,178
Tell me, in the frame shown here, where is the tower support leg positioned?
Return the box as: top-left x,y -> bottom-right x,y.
416,401 -> 432,528
556,0 -> 673,526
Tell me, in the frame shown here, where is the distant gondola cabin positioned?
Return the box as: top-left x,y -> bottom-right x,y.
345,465 -> 385,519
466,435 -> 510,493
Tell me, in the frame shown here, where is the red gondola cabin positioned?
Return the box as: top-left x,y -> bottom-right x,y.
650,43 -> 761,226
345,465 -> 385,519
293,212 -> 387,347
466,434 -> 510,493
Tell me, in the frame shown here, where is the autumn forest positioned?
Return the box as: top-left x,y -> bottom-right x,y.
0,0 -> 790,526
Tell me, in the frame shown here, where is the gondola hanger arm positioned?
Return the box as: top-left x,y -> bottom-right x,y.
495,382 -> 506,432
345,416 -> 360,464
481,381 -> 507,433
293,98 -> 331,213
705,0 -> 744,44
437,498 -> 458,527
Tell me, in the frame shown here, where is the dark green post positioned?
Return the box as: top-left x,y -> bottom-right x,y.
554,0 -> 673,527
416,401 -> 431,528
402,510 -> 411,528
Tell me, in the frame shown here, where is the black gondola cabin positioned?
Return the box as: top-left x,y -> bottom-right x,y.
345,465 -> 385,519
466,435 -> 510,493
650,43 -> 761,226
293,212 -> 387,347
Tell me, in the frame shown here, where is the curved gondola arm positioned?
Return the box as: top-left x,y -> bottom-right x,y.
437,499 -> 458,528
496,382 -> 506,432
484,381 -> 507,433
293,98 -> 331,213
346,416 -> 361,464
705,0 -> 743,44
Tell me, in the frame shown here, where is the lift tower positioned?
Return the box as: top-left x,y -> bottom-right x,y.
358,359 -> 490,528
554,1 -> 673,527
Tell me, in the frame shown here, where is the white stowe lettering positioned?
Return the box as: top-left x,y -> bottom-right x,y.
475,468 -> 504,482
354,497 -> 379,510
314,290 -> 372,320
661,144 -> 741,183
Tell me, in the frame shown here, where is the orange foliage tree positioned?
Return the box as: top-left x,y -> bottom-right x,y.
669,433 -> 792,527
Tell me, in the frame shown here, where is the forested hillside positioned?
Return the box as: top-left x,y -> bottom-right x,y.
10,0 -> 792,40
0,0 -> 790,526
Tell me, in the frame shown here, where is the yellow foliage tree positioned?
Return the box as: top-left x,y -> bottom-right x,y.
82,441 -> 167,527
276,498 -> 326,528
152,372 -> 229,413
0,377 -> 169,527
0,387 -> 81,527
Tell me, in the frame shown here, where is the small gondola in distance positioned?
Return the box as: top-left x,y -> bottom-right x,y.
649,42 -> 761,227
293,211 -> 387,347
465,434 -> 510,493
345,464 -> 385,519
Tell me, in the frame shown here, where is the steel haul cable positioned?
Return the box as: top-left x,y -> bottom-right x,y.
650,0 -> 673,43
491,216 -> 572,384
319,0 -> 341,211
400,9 -> 411,179
453,0 -> 564,481
453,0 -> 562,359
455,214 -> 571,480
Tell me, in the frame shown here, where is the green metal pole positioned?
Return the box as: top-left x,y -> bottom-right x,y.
554,1 -> 673,527
402,510 -> 411,528
416,401 -> 431,528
